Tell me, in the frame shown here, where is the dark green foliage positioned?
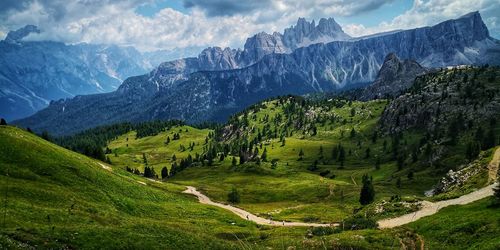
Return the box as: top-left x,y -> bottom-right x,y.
143,166 -> 156,178
407,170 -> 414,180
494,184 -> 500,202
55,120 -> 183,161
161,167 -> 169,179
227,187 -> 240,203
343,215 -> 378,230
310,226 -> 340,236
307,160 -> 318,171
338,145 -> 346,167
359,174 -> 375,205
0,118 -> 6,125
41,131 -> 52,142
466,141 -> 481,161
261,148 -> 267,162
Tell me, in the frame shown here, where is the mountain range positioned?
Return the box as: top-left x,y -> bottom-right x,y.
0,27 -> 206,121
14,11 -> 500,135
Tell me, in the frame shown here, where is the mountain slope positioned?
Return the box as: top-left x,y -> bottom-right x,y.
359,53 -> 428,100
15,12 -> 500,136
0,26 -> 162,121
0,125 -> 256,249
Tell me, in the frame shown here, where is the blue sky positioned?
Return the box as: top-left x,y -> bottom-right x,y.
0,0 -> 498,51
134,0 -> 415,30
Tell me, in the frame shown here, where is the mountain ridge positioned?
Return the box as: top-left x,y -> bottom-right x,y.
14,11 -> 500,135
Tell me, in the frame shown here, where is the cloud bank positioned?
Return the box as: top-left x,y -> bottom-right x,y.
0,0 -> 498,52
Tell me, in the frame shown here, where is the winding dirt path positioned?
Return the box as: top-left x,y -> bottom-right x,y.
183,148 -> 500,229
378,183 -> 497,228
183,186 -> 337,227
379,147 -> 500,228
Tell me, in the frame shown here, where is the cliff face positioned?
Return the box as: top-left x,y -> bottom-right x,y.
15,12 -> 500,136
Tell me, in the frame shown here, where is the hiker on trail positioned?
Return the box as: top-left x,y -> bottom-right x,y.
246,215 -> 249,220
282,221 -> 285,226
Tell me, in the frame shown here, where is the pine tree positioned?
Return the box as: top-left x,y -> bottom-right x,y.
350,128 -> 356,138
0,118 -> 6,125
338,146 -> 346,167
261,148 -> 268,162
161,167 -> 169,179
359,175 -> 375,205
172,154 -> 177,162
227,187 -> 240,203
331,145 -> 338,159
375,157 -> 380,170
170,162 -> 179,177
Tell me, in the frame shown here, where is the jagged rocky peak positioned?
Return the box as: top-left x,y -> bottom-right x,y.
283,17 -> 350,49
5,25 -> 40,43
243,32 -> 289,58
198,46 -> 241,70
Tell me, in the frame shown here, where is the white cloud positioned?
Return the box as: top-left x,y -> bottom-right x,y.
342,0 -> 500,38
0,0 -> 498,52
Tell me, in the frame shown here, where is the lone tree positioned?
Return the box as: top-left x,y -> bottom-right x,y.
161,166 -> 169,179
0,118 -> 6,125
227,186 -> 240,203
359,174 -> 375,205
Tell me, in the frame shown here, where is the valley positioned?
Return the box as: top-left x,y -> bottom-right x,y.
1,5 -> 500,249
1,66 -> 488,248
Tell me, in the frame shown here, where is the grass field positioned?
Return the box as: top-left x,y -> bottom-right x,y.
106,99 -> 453,224
1,125 -> 429,249
408,197 -> 500,249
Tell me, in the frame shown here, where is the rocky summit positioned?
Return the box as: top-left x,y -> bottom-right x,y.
14,12 -> 500,135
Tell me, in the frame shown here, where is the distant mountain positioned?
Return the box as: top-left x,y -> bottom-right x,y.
359,53 -> 428,100
15,12 -> 500,135
0,26 -> 191,121
141,17 -> 350,86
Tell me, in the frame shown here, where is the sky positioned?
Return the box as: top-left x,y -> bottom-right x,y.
0,0 -> 499,52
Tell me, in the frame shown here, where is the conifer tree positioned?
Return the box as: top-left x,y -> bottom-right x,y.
0,118 -> 6,125
359,175 -> 375,205
161,167 -> 169,179
227,187 -> 240,203
261,148 -> 268,162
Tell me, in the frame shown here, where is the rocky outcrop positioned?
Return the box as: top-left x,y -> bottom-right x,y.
360,53 -> 428,100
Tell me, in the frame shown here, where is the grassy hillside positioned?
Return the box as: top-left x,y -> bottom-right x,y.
2,125 -> 424,249
0,125 -> 257,249
408,197 -> 500,249
105,67 -> 499,226
6,66 -> 497,249
107,98 -> 438,223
